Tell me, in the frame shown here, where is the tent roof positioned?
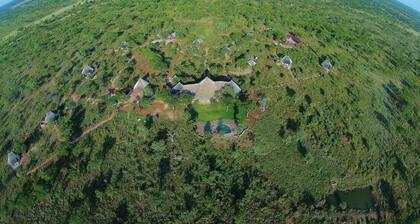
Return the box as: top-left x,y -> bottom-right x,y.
7,152 -> 20,170
44,111 -> 56,122
281,56 -> 293,65
82,65 -> 95,75
321,59 -> 333,69
133,78 -> 149,92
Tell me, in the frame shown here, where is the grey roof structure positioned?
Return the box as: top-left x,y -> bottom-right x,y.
133,78 -> 149,93
120,42 -> 128,49
82,65 -> 95,75
44,111 -> 56,123
172,77 -> 241,104
321,59 -> 333,70
167,32 -> 176,40
193,38 -> 204,45
130,78 -> 150,100
281,56 -> 293,67
248,58 -> 257,67
7,152 -> 20,170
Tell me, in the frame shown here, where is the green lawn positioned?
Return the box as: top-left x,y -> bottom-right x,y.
193,102 -> 248,124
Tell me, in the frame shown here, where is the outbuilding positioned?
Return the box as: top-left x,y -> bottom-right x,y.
7,152 -> 20,170
129,78 -> 150,102
281,56 -> 293,68
41,111 -> 56,128
81,65 -> 95,76
321,59 -> 333,71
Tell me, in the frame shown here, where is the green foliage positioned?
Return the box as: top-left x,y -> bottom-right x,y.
0,0 -> 80,38
0,0 -> 419,223
192,97 -> 252,124
57,116 -> 73,140
139,46 -> 169,71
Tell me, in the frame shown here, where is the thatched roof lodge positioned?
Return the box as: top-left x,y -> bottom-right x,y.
172,77 -> 241,104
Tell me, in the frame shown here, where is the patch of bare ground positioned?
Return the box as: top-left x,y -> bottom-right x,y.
247,110 -> 264,128
70,89 -> 81,102
135,100 -> 176,121
131,53 -> 160,75
54,127 -> 65,143
119,103 -> 133,112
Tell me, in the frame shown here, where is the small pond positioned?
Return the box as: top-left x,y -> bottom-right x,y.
326,187 -> 376,211
217,124 -> 232,134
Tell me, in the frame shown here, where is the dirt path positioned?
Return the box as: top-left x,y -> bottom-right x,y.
25,111 -> 114,175
54,127 -> 66,143
71,112 -> 115,144
26,155 -> 56,176
229,67 -> 253,76
288,69 -> 299,83
70,89 -> 81,102
136,100 -> 176,121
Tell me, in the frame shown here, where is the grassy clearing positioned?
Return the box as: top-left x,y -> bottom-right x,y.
193,102 -> 248,124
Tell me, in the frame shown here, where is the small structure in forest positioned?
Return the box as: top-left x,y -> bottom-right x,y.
274,33 -> 304,48
281,56 -> 293,69
7,152 -> 20,170
41,111 -> 56,128
248,56 -> 258,67
167,32 -> 176,40
193,38 -> 204,45
81,65 -> 95,76
107,88 -> 116,97
286,33 -> 304,45
321,59 -> 333,71
130,78 -> 150,102
119,42 -> 128,50
165,32 -> 177,44
172,76 -> 241,104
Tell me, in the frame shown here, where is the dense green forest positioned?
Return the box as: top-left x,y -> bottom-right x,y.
0,0 -> 419,223
0,0 -> 80,38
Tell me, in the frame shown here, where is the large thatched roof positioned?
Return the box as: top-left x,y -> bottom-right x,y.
172,77 -> 241,104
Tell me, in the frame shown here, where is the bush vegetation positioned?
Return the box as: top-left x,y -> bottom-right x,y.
0,0 -> 419,223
